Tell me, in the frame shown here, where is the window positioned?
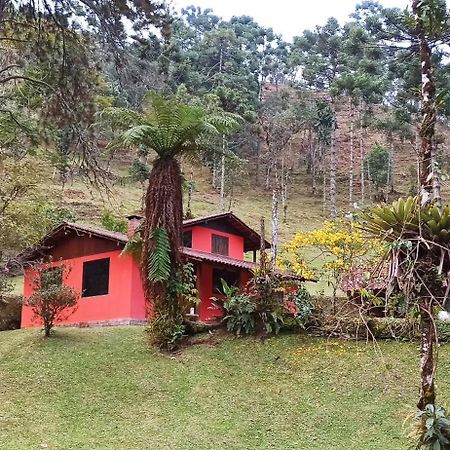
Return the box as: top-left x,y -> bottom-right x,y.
212,234 -> 229,256
183,230 -> 192,248
213,268 -> 240,294
41,267 -> 63,289
82,258 -> 110,298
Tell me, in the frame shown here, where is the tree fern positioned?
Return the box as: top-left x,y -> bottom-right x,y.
148,227 -> 171,283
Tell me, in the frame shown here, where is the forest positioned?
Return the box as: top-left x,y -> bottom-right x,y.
3,0 -> 450,448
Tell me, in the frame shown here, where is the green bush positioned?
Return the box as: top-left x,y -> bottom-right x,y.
0,295 -> 22,331
284,286 -> 313,329
438,321 -> 450,343
212,280 -> 256,336
146,314 -> 185,351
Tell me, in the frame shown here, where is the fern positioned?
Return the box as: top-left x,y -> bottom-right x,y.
148,228 -> 171,283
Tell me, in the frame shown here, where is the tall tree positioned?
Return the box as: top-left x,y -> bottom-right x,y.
101,93 -> 239,344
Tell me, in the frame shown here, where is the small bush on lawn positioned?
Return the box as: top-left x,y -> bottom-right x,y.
0,295 -> 22,331
24,263 -> 79,337
146,314 -> 186,351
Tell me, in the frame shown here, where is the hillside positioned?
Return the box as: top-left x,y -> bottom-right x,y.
1,327 -> 450,449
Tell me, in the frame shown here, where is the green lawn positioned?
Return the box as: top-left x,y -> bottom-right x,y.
1,327 -> 449,449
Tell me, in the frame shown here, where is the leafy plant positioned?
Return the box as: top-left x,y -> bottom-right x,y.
100,210 -> 127,233
147,227 -> 171,283
284,286 -> 313,329
146,314 -> 186,352
414,404 -> 450,450
212,279 -> 256,336
24,263 -> 79,337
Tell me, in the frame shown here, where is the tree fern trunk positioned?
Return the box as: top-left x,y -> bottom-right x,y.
143,157 -> 183,317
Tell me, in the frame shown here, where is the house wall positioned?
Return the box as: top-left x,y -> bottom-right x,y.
21,250 -> 146,328
189,226 -> 244,260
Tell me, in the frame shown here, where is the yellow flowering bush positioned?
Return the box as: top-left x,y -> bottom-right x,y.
279,220 -> 383,301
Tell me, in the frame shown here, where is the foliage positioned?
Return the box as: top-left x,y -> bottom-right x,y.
24,263 -> 79,337
146,314 -> 186,351
129,159 -> 150,184
414,404 -> 450,450
284,286 -> 313,329
147,227 -> 171,283
212,279 -> 256,336
280,220 -> 383,300
0,294 -> 22,331
364,144 -> 392,191
100,210 -> 127,234
147,262 -> 198,350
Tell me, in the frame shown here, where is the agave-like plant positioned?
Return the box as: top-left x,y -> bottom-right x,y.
362,196 -> 450,433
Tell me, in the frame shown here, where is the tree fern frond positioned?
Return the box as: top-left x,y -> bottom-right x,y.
98,107 -> 143,128
148,227 -> 171,283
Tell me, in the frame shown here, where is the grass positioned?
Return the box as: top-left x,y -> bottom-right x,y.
1,327 -> 450,449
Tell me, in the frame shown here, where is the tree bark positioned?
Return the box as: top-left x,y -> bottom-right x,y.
219,145 -> 226,212
349,99 -> 355,206
359,103 -> 365,204
260,217 -> 266,275
412,0 -> 439,415
413,0 -> 436,207
271,188 -> 279,271
417,299 -> 436,411
143,157 -> 183,317
330,119 -> 337,219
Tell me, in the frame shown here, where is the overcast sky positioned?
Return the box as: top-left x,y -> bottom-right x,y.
168,0 -> 411,41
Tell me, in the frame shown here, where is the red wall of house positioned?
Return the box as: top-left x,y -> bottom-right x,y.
189,226 -> 244,260
21,250 -> 146,328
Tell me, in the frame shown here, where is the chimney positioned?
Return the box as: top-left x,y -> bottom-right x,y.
126,214 -> 143,239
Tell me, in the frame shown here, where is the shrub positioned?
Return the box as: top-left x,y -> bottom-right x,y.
146,314 -> 185,351
0,295 -> 22,331
212,280 -> 256,336
24,264 -> 79,337
100,210 -> 128,233
284,286 -> 313,329
438,321 -> 450,343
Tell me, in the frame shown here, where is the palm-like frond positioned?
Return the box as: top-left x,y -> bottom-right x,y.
98,108 -> 144,129
148,227 -> 171,283
101,93 -> 241,158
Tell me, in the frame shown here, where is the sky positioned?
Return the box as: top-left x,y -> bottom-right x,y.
169,0 -> 411,41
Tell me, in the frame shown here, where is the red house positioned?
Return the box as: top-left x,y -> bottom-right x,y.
21,213 -> 270,328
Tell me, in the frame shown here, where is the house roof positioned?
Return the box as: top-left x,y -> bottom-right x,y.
180,247 -> 258,270
183,212 -> 270,252
18,222 -> 128,262
19,220 -> 306,280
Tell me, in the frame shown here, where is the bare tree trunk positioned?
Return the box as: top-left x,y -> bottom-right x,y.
412,0 -> 438,415
271,188 -> 279,270
330,123 -> 337,219
359,104 -> 365,204
219,141 -> 226,212
388,134 -> 395,195
310,130 -> 317,195
212,160 -> 217,189
432,138 -> 443,209
414,2 -> 436,207
185,170 -> 194,219
349,99 -> 355,207
417,299 -> 436,411
281,155 -> 288,223
260,217 -> 266,274
265,162 -> 272,190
